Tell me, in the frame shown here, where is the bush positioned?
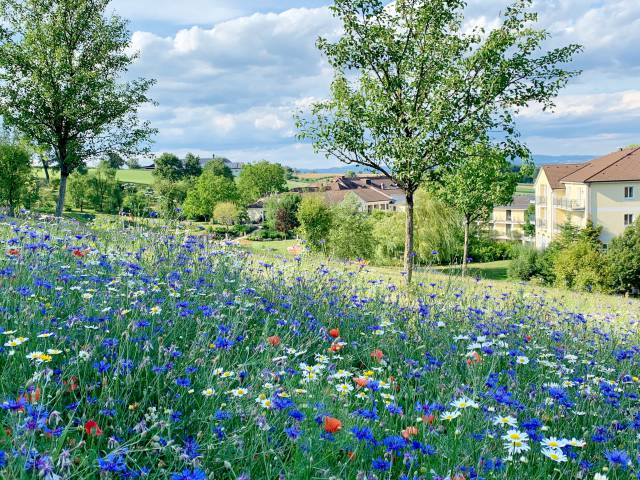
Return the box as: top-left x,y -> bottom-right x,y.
247,229 -> 285,241
297,195 -> 332,250
607,220 -> 640,294
553,239 -> 611,293
328,193 -> 373,260
182,171 -> 239,220
508,245 -> 540,281
264,193 -> 300,237
469,235 -> 514,263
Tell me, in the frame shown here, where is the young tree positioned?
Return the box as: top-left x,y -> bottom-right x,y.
296,195 -> 333,251
183,153 -> 203,178
523,204 -> 536,237
68,172 -> 90,212
607,219 -> 640,294
264,193 -> 301,237
104,152 -> 125,170
0,0 -> 156,217
0,141 -> 32,216
297,0 -> 581,282
435,144 -> 527,274
153,153 -> 185,182
237,161 -> 288,204
213,202 -> 240,229
328,193 -> 373,260
182,171 -> 239,220
203,158 -> 234,180
87,161 -> 122,213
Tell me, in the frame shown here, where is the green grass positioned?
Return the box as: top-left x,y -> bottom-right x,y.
34,167 -> 155,185
515,183 -> 535,195
433,259 -> 511,280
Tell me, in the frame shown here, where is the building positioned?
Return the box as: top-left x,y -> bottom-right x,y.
293,175 -> 407,213
534,146 -> 640,248
489,195 -> 535,243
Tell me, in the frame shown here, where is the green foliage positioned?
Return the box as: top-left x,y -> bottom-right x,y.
413,190 -> 463,265
122,186 -> 152,217
87,162 -> 123,214
126,158 -> 142,170
237,161 -> 288,204
371,212 -> 406,264
0,140 -> 35,215
153,153 -> 185,182
203,159 -> 234,180
213,202 -> 241,227
154,179 -> 188,220
0,0 -> 156,216
183,153 -> 203,179
296,195 -> 333,250
104,152 -> 125,170
297,0 -> 581,281
523,204 -> 536,237
183,171 -> 239,221
264,194 -> 301,237
328,193 -> 373,260
553,239 -> 611,293
508,245 -> 541,281
68,172 -> 90,212
468,235 -> 515,263
607,220 -> 640,294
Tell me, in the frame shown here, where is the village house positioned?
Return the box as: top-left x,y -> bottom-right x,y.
488,194 -> 535,243
534,146 -> 640,248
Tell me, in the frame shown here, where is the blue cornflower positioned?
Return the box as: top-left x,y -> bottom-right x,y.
175,377 -> 191,387
170,468 -> 206,480
351,426 -> 375,444
372,457 -> 391,471
382,435 -> 407,453
0,450 -> 6,469
284,425 -> 302,440
605,450 -> 631,470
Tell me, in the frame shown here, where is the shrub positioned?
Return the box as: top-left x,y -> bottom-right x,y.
264,193 -> 301,237
328,193 -> 373,260
297,195 -> 332,250
508,245 -> 540,280
607,220 -> 640,294
553,239 -> 611,293
182,171 -> 239,220
213,202 -> 241,228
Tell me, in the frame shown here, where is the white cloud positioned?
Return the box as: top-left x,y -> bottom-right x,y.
124,1 -> 639,167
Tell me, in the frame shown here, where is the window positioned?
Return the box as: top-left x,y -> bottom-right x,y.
506,224 -> 512,237
625,186 -> 635,199
506,210 -> 512,222
624,214 -> 634,226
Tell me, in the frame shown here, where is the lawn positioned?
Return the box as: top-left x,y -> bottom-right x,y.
515,183 -> 535,195
34,167 -> 155,185
0,215 -> 638,480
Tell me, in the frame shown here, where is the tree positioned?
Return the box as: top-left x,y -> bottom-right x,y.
607,219 -> 640,294
153,153 -> 185,182
87,161 -> 122,213
183,153 -> 203,178
0,0 -> 156,217
104,152 -> 125,170
297,0 -> 581,282
264,193 -> 301,237
523,204 -> 536,237
213,202 -> 241,229
0,141 -> 33,215
203,158 -> 233,180
68,172 -> 90,212
237,161 -> 288,204
296,195 -> 333,251
154,179 -> 188,219
182,171 -> 239,220
435,144 -> 526,274
126,157 -> 142,170
328,193 -> 373,260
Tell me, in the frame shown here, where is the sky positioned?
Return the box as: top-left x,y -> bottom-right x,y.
112,0 -> 640,168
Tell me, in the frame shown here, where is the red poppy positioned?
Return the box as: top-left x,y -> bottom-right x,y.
422,414 -> 436,425
328,342 -> 343,352
7,248 -> 20,256
267,335 -> 281,347
370,349 -> 384,361
524,334 -> 532,343
84,420 -> 103,436
72,249 -> 86,258
329,328 -> 340,338
323,416 -> 342,433
64,376 -> 79,392
466,351 -> 482,365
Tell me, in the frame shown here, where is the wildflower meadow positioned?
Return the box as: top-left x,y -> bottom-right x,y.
1,215 -> 639,480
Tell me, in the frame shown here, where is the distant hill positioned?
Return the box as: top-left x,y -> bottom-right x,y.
295,154 -> 596,174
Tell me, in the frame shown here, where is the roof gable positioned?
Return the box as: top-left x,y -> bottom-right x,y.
560,147 -> 640,183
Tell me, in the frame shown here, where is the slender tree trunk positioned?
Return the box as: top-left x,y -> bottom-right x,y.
41,157 -> 50,184
56,172 -> 68,217
404,191 -> 415,284
462,218 -> 470,276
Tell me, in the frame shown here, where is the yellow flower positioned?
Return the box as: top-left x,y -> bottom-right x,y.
26,351 -> 52,363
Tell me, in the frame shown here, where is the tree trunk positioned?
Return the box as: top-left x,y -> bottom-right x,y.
462,218 -> 470,276
41,157 -> 50,184
404,191 -> 415,284
56,173 -> 68,217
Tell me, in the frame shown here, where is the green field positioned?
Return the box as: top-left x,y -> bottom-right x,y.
35,167 -> 155,185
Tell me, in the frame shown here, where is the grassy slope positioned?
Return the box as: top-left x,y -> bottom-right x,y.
35,168 -> 155,185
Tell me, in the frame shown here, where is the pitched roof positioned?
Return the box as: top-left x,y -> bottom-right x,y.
560,146 -> 640,183
539,164 -> 584,189
322,189 -> 392,205
496,194 -> 535,210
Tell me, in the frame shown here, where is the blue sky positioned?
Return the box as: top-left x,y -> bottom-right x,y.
114,0 -> 640,168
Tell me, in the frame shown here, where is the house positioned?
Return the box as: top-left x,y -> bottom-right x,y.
247,199 -> 265,223
292,175 -> 407,213
489,195 -> 535,243
534,146 -> 640,248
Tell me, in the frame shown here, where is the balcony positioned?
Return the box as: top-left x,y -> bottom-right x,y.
536,196 -> 548,206
552,198 -> 585,210
536,219 -> 548,229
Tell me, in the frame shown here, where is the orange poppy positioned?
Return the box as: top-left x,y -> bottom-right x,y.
324,416 -> 342,433
329,328 -> 340,338
401,426 -> 418,439
72,249 -> 86,258
466,351 -> 482,365
353,377 -> 369,388
370,349 -> 383,361
267,335 -> 281,347
7,248 -> 20,256
422,414 -> 436,425
328,342 -> 343,352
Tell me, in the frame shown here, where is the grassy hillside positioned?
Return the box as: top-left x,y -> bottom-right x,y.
35,167 -> 155,185
0,215 -> 637,479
